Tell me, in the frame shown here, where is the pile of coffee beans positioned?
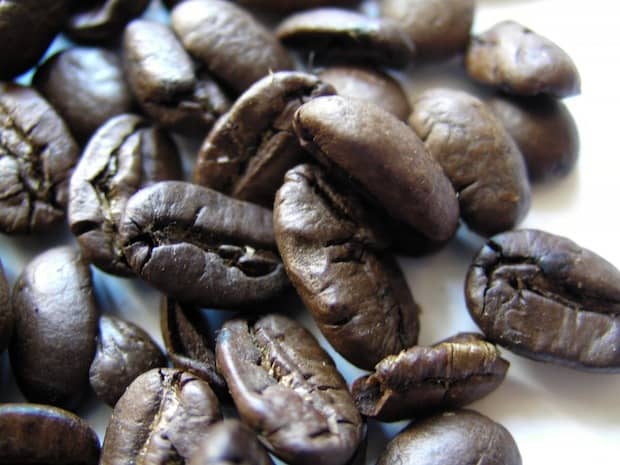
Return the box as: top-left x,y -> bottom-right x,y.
1,1 -> 618,464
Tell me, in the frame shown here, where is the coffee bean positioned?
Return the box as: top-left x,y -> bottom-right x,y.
466,20 -> 581,98
216,314 -> 363,465
294,95 -> 459,242
466,229 -> 620,371
0,403 -> 100,465
100,368 -> 222,465
377,410 -> 522,465
171,0 -> 293,94
276,8 -> 415,68
0,260 -> 11,353
69,114 -> 181,276
238,0 -> 360,12
9,246 -> 98,408
487,95 -> 579,182
409,88 -> 531,236
274,164 -> 420,369
119,181 -> 288,308
352,333 -> 509,422
194,71 -> 335,208
0,84 -> 79,234
90,314 -> 167,407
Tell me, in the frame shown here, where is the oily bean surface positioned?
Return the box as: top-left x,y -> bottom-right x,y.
216,314 -> 363,465
409,88 -> 530,236
274,164 -> 420,369
9,246 -> 98,409
0,260 -> 11,353
0,403 -> 100,465
466,229 -> 620,371
351,333 -> 509,422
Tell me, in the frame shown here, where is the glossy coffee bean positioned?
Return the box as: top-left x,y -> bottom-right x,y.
466,229 -> 620,371
0,260 -> 11,353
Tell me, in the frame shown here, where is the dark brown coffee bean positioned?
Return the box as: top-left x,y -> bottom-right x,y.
123,19 -> 231,135
216,314 -> 363,465
160,295 -> 227,397
274,164 -> 420,369
188,419 -> 275,465
0,260 -> 11,353
69,114 -> 182,276
194,71 -> 335,208
0,84 -> 79,234
171,0 -> 293,94
294,95 -> 459,242
33,47 -> 134,144
487,95 -> 579,182
119,181 -> 288,308
276,8 -> 415,69
466,229 -> 620,372
101,368 -> 222,465
9,246 -> 98,408
0,403 -> 100,465
351,333 -> 509,422
318,66 -> 411,120
380,0 -> 475,59
377,410 -> 522,465
409,88 -> 530,236
90,315 -> 167,406
466,20 -> 581,98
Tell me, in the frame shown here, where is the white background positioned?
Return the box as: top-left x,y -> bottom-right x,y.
1,0 -> 619,464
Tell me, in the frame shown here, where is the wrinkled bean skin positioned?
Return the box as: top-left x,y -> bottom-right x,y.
466,229 -> 620,371
0,84 -> 79,234
101,368 -> 222,465
274,164 -> 420,369
409,88 -> 530,236
465,20 -> 581,98
194,72 -> 335,208
276,8 -> 415,69
352,333 -> 509,422
216,315 -> 363,465
0,403 -> 100,465
377,410 -> 522,465
69,114 -> 182,276
0,261 -> 11,353
171,0 -> 293,94
487,95 -> 579,182
89,315 -> 167,407
9,246 -> 98,409
294,95 -> 459,242
119,181 -> 288,309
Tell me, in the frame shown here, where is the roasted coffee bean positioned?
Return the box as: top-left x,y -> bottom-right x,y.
351,333 -> 509,422
194,71 -> 335,208
0,0 -> 69,80
171,0 -> 293,94
161,296 -> 227,397
188,419 -> 275,465
101,368 -> 222,465
66,0 -> 150,44
90,315 -> 167,406
377,410 -> 522,465
409,88 -> 530,236
318,66 -> 411,120
274,164 -> 420,369
466,229 -> 620,371
487,95 -> 579,182
294,95 -> 459,242
237,0 -> 359,12
33,47 -> 134,144
123,19 -> 230,135
0,83 -> 79,234
216,314 -> 363,465
0,403 -> 100,465
119,181 -> 288,308
9,246 -> 98,408
0,260 -> 11,353
69,114 -> 181,276
466,20 -> 581,98
276,8 -> 415,69
380,0 -> 475,59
